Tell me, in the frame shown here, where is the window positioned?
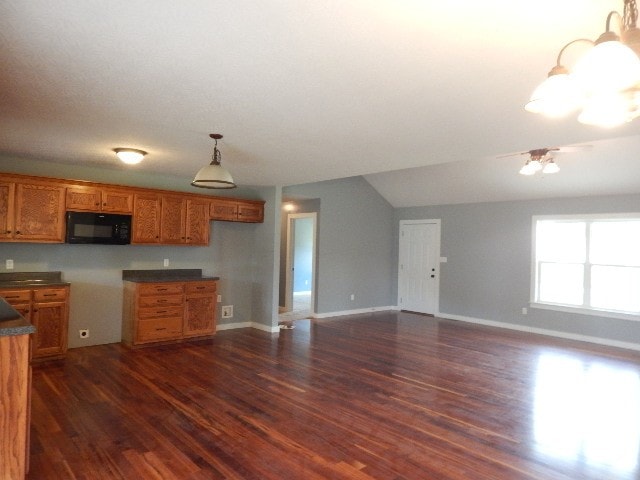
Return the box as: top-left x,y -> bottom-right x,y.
532,214 -> 640,319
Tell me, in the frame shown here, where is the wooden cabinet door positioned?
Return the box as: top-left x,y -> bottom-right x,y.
210,199 -> 238,221
0,181 -> 15,239
160,195 -> 186,244
101,188 -> 133,213
132,193 -> 161,244
66,186 -> 102,211
184,294 -> 216,337
183,281 -> 216,337
31,301 -> 68,358
14,183 -> 66,242
237,201 -> 264,223
185,199 -> 210,245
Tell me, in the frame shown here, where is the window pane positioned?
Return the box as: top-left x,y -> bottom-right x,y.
590,221 -> 640,267
536,221 -> 586,263
538,262 -> 584,305
591,265 -> 640,313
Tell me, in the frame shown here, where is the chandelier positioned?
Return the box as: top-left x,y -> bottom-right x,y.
525,0 -> 640,128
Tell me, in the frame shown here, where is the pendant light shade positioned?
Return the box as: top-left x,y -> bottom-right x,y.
191,134 -> 237,189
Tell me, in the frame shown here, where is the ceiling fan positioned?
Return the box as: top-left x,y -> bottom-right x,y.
498,145 -> 590,176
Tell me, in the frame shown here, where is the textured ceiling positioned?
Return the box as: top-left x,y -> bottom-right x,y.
1,0 -> 640,206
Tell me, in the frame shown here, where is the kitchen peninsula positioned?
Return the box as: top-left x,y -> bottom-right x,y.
0,298 -> 35,479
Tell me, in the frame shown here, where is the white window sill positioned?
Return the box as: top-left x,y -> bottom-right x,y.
530,302 -> 640,322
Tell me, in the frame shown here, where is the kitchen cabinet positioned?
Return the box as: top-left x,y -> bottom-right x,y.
122,279 -> 217,347
132,192 -> 161,244
150,195 -> 211,245
210,198 -> 264,223
0,286 -> 69,360
135,194 -> 210,245
184,281 -> 217,337
0,180 -> 66,242
0,329 -> 32,479
66,185 -> 133,213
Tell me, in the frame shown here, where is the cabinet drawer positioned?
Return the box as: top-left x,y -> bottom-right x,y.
33,288 -> 68,302
138,294 -> 183,308
138,283 -> 184,296
0,289 -> 31,304
136,317 -> 182,343
138,305 -> 183,319
185,282 -> 216,295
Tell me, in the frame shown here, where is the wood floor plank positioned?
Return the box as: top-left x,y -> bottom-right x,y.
27,312 -> 640,479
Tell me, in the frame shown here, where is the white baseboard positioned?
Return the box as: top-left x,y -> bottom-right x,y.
440,312 -> 640,352
216,321 -> 279,333
313,306 -> 397,319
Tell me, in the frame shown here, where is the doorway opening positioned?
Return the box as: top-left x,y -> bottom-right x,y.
280,212 -> 317,323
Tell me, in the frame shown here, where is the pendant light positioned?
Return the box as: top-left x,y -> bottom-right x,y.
191,134 -> 237,189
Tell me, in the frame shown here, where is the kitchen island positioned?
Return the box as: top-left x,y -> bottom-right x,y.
0,298 -> 35,479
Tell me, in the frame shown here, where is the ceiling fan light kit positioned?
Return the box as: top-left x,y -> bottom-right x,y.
526,0 -> 640,128
191,134 -> 237,189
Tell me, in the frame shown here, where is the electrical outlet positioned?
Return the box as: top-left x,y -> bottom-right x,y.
222,305 -> 233,318
522,307 -> 528,315
6,259 -> 14,270
79,329 -> 89,339
163,258 -> 169,267
217,294 -> 222,303
350,294 -> 355,301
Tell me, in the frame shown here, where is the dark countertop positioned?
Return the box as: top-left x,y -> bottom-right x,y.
0,298 -> 35,337
0,271 -> 70,288
122,269 -> 219,283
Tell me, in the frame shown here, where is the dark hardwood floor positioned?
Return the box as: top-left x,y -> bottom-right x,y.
27,312 -> 640,479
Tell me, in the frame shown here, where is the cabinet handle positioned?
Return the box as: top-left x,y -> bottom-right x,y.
16,231 -> 21,234
42,293 -> 57,297
96,202 -> 100,206
5,295 -> 19,299
157,288 -> 168,292
156,310 -> 167,314
157,299 -> 168,303
155,327 -> 167,331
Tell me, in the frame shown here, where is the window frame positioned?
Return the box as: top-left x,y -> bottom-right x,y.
530,213 -> 640,321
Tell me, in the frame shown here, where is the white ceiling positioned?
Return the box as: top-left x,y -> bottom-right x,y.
1,0 -> 640,207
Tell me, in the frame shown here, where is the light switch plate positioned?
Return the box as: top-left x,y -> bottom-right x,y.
6,259 -> 14,270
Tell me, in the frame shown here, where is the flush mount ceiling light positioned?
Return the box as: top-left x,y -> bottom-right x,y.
113,148 -> 147,165
191,134 -> 236,189
526,0 -> 640,128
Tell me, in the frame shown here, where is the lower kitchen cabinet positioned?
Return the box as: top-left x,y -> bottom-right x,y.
122,279 -> 217,347
0,285 -> 69,361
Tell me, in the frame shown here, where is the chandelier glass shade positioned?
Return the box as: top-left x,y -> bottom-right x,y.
526,0 -> 640,128
191,134 -> 237,189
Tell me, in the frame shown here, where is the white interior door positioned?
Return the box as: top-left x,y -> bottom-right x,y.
398,220 -> 440,314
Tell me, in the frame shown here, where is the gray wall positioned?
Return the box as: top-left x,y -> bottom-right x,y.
396,193 -> 640,347
0,155 -> 274,346
284,176 -> 396,314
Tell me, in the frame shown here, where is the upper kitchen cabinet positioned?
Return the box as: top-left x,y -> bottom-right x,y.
210,198 -> 264,223
66,185 -> 133,213
158,195 -> 210,245
132,192 -> 161,244
0,179 -> 66,242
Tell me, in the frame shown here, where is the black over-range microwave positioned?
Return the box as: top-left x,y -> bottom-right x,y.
65,211 -> 132,245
